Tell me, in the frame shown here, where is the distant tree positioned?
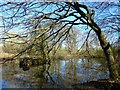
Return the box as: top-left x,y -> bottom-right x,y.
65,27 -> 77,54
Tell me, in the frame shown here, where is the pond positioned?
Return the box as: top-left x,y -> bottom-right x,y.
1,58 -> 109,88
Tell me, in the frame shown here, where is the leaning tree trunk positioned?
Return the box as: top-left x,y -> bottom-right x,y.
89,20 -> 119,80
66,2 -> 119,80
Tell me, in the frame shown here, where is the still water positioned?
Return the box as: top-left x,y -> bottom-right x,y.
2,58 -> 109,88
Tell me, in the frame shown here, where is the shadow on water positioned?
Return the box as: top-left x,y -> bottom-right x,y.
2,58 -> 109,88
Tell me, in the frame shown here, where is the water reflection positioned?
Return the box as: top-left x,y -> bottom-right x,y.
2,58 -> 109,88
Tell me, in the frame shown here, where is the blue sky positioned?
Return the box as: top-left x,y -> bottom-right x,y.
0,1 -> 119,48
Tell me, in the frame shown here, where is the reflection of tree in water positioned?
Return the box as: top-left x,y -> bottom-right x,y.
3,61 -> 50,88
80,58 -> 109,82
44,58 -> 109,87
63,59 -> 78,83
46,60 -> 66,87
2,58 -> 110,88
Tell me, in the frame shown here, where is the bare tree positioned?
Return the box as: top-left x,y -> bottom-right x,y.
0,1 -> 119,79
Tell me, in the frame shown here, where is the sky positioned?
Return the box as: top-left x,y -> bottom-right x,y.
0,1 -> 119,49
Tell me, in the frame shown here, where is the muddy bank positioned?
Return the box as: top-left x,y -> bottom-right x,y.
72,79 -> 120,90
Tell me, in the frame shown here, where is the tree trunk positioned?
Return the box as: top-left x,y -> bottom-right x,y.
67,2 -> 119,80
97,31 -> 119,79
89,21 -> 119,80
